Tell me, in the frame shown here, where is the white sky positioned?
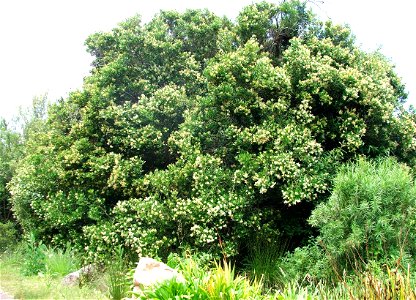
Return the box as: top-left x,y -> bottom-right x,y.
0,0 -> 415,122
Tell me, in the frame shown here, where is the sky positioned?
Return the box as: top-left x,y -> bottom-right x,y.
0,0 -> 415,122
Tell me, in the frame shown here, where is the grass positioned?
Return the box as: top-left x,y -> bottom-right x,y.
243,237 -> 289,291
271,265 -> 416,300
343,265 -> 416,300
44,244 -> 79,277
106,246 -> 130,300
0,248 -> 108,300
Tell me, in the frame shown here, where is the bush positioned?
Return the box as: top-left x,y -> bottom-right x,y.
309,157 -> 416,272
139,253 -> 264,300
44,244 -> 80,277
21,233 -> 47,276
9,1 -> 415,263
19,234 -> 81,277
0,221 -> 18,252
277,243 -> 333,284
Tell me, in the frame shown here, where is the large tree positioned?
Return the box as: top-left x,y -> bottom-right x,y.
9,1 -> 416,260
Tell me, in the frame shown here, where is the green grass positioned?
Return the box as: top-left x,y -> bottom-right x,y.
106,246 -> 130,300
44,245 -> 80,277
244,237 -> 289,291
0,248 -> 108,300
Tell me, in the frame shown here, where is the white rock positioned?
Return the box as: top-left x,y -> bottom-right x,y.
133,257 -> 185,292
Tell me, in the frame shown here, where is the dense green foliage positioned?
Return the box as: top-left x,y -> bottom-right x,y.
310,158 -> 416,271
0,221 -> 18,252
0,119 -> 22,221
5,0 -> 416,268
0,95 -> 47,225
277,158 -> 416,285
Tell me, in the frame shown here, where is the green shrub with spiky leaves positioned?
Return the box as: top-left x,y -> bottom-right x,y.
309,157 -> 416,272
139,253 -> 264,300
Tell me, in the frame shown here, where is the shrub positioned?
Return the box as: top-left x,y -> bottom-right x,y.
9,1 -> 415,263
139,253 -> 264,300
0,221 -> 18,252
21,233 -> 47,276
44,244 -> 79,277
19,235 -> 81,277
309,157 -> 416,272
277,243 -> 333,285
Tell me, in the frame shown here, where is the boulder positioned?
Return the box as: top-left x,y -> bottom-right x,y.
132,257 -> 185,293
61,264 -> 97,286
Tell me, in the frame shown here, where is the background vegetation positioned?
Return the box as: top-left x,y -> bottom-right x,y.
1,0 -> 415,299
